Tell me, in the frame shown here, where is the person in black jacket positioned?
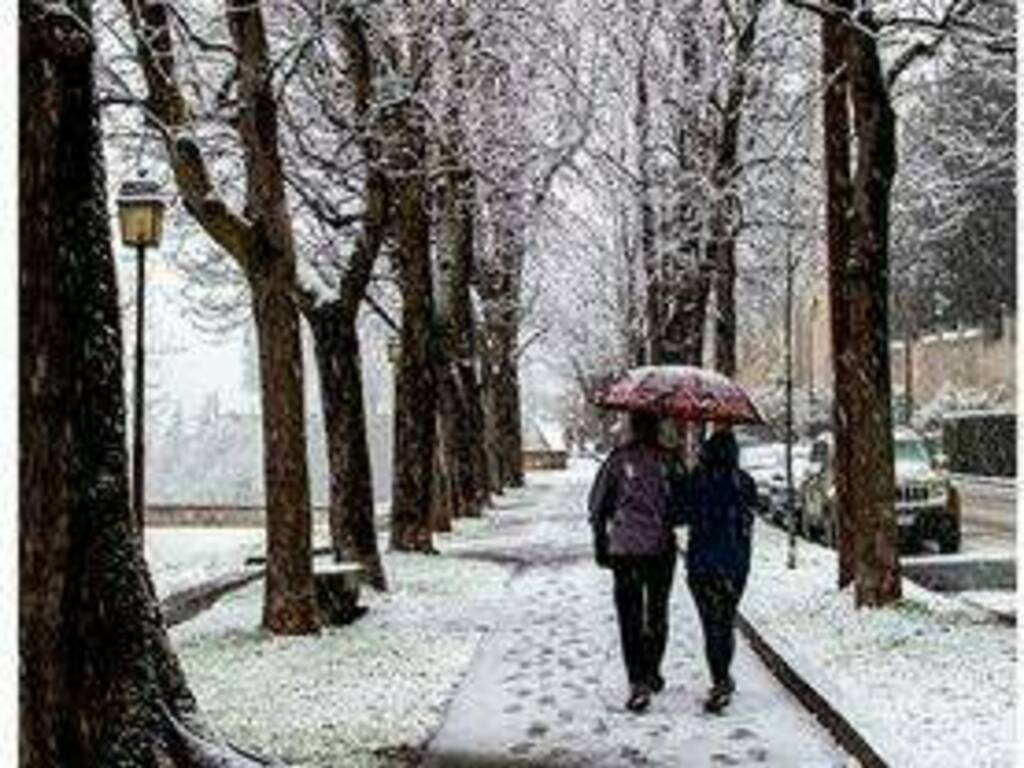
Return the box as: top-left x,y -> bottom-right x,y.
677,428 -> 756,714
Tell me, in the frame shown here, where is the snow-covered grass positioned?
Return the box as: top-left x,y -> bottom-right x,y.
744,522 -> 1016,768
145,527 -> 266,598
172,548 -> 513,767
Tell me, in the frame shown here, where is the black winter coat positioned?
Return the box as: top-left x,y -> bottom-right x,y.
676,465 -> 756,587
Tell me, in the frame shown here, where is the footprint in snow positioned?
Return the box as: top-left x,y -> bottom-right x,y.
526,722 -> 549,738
620,745 -> 649,766
729,727 -> 756,741
711,753 -> 740,766
746,746 -> 769,762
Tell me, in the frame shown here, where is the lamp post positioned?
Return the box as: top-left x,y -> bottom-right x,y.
116,174 -> 165,537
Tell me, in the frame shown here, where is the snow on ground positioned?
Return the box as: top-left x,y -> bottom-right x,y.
145,528 -> 266,598
145,505 -> 398,599
172,546 -> 512,767
165,458 -> 1012,767
426,553 -> 847,767
960,590 -> 1018,617
744,522 -> 1016,768
423,460 -> 846,767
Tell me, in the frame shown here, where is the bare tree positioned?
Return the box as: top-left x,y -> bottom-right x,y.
281,2 -> 391,588
118,0 -> 319,632
20,1 -> 266,761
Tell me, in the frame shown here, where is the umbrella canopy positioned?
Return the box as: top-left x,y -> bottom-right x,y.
593,365 -> 764,425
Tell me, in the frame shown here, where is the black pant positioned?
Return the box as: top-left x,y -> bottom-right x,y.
687,574 -> 742,687
611,552 -> 677,686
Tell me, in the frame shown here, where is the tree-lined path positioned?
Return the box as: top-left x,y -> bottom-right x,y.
426,462 -> 848,767
18,0 -> 1015,765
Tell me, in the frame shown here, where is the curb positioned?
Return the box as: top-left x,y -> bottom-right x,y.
161,568 -> 265,628
950,474 -> 1017,492
736,611 -> 890,768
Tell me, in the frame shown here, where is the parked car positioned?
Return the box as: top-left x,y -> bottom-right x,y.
800,427 -> 961,553
739,441 -> 816,526
740,442 -> 785,517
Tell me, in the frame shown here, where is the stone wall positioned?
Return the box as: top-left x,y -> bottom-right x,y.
146,504 -> 331,528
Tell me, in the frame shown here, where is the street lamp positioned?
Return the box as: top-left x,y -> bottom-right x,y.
116,174 -> 165,537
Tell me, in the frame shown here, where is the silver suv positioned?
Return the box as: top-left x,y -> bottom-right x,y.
800,427 -> 961,553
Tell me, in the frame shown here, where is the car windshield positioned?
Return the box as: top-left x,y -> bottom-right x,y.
894,438 -> 931,467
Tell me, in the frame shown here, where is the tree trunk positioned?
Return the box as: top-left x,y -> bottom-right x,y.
497,347 -> 525,487
712,229 -> 738,376
821,5 -> 857,589
250,274 -> 320,633
229,0 -> 319,634
122,0 -> 320,634
636,54 -> 662,364
308,303 -> 387,590
20,6 -> 262,763
845,15 -> 902,607
710,0 -> 762,377
436,3 -> 488,518
479,209 -> 526,490
480,336 -> 506,494
465,356 -> 493,504
390,122 -> 438,552
300,7 -> 389,589
437,172 -> 482,518
431,419 -> 455,532
664,266 -> 710,366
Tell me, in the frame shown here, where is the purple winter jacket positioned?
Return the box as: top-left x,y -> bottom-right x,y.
588,442 -> 676,556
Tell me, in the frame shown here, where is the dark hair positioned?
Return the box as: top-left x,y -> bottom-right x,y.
701,429 -> 739,470
629,411 -> 659,445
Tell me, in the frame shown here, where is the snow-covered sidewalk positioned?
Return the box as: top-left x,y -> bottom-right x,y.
425,462 -> 846,767
743,523 -> 1016,768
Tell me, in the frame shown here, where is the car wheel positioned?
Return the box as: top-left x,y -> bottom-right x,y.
939,523 -> 961,554
900,527 -> 922,555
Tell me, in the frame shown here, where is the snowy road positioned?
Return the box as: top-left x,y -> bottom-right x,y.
426,461 -> 848,767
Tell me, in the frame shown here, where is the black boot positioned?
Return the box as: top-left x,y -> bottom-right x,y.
703,681 -> 732,714
647,672 -> 666,694
626,683 -> 651,713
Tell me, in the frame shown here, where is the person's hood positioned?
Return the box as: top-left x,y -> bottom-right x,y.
701,431 -> 739,470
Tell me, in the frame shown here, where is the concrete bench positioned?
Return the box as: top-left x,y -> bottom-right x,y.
314,560 -> 366,625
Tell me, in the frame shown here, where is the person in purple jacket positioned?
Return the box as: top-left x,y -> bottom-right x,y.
588,411 -> 679,713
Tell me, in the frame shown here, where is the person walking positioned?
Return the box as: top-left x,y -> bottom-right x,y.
588,411 -> 677,713
678,428 -> 756,714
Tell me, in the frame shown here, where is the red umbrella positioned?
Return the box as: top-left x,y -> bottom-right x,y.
593,365 -> 764,425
